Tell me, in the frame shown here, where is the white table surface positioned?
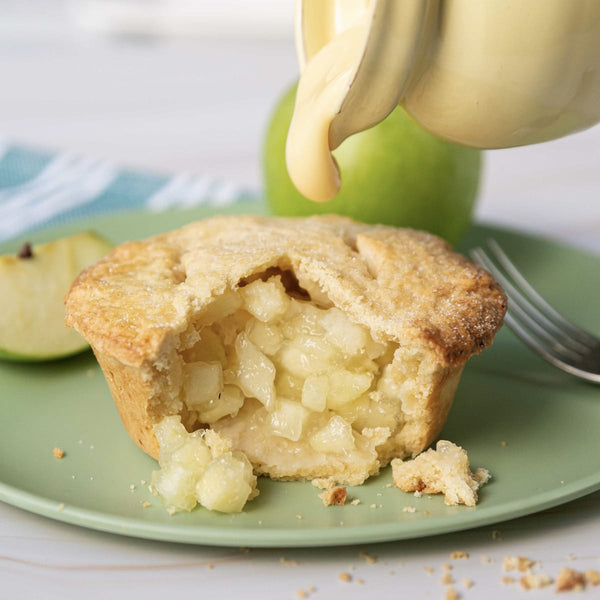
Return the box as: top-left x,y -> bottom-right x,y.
1,4 -> 599,599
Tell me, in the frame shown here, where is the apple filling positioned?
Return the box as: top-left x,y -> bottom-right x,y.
152,269 -> 420,512
150,416 -> 258,513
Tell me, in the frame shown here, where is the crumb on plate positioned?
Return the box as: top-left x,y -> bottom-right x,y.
391,441 -> 490,507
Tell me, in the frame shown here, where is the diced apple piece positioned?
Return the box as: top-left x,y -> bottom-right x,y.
301,374 -> 329,412
239,276 -> 290,322
200,291 -> 243,327
0,231 -> 113,361
310,415 -> 356,454
183,361 -> 224,410
183,327 -> 227,365
326,369 -> 373,410
234,332 -> 276,411
275,371 -> 304,401
196,452 -> 257,513
276,335 -> 337,378
167,432 -> 213,472
154,415 -> 190,464
197,384 -> 244,423
245,319 -> 283,355
268,398 -> 310,441
320,307 -> 369,356
151,463 -> 200,512
280,302 -> 323,337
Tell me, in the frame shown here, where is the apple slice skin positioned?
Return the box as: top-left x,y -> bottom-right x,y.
0,345 -> 91,363
0,231 -> 113,362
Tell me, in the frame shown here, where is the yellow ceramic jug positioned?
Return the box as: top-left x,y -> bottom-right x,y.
287,0 -> 600,201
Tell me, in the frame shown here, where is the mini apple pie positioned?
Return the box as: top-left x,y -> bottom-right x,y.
65,215 -> 506,510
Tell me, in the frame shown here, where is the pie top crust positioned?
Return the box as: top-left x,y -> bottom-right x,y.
65,214 -> 506,370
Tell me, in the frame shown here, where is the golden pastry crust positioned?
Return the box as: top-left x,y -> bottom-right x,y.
65,215 -> 506,477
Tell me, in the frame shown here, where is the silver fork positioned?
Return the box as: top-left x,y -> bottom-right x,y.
470,239 -> 600,384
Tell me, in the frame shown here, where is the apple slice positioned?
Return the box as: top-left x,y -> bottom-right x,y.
0,231 -> 113,361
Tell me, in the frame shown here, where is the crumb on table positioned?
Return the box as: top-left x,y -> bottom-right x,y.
444,587 -> 460,600
555,567 -> 586,592
318,485 -> 347,507
52,447 -> 65,459
586,569 -> 600,586
520,573 -> 553,590
502,556 -> 535,573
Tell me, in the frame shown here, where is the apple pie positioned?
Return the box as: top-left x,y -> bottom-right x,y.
65,215 -> 506,509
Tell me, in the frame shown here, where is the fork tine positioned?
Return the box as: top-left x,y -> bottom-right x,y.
503,293 -> 587,363
470,247 -> 591,358
503,310 -> 600,381
470,243 -> 600,384
486,239 -> 600,349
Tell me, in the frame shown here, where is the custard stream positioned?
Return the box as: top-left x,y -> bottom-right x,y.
285,20 -> 369,203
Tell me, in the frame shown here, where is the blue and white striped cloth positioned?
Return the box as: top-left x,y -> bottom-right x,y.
0,140 -> 255,243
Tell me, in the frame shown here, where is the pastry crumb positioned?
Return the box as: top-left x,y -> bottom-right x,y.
585,569 -> 600,586
391,441 -> 490,506
444,587 -> 460,600
481,555 -> 492,564
450,551 -> 469,560
462,578 -> 473,589
520,573 -> 553,590
501,576 -> 515,585
503,556 -> 535,573
280,557 -> 299,567
350,498 -> 361,506
57,503 -> 65,511
403,505 -> 416,513
338,572 -> 352,583
319,485 -> 347,506
359,552 -> 377,565
52,447 -> 65,459
440,572 -> 455,585
555,567 -> 586,592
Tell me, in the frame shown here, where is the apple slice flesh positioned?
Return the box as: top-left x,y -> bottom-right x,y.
0,231 -> 113,361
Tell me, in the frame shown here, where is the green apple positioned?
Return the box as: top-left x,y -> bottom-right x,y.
263,83 -> 483,244
0,231 -> 113,362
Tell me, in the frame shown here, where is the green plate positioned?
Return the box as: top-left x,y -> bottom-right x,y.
1,202 -> 599,547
